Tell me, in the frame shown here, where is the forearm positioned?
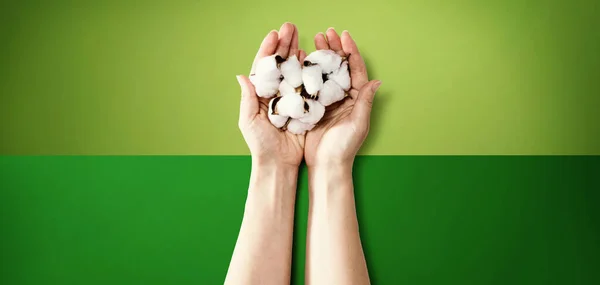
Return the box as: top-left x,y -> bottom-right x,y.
306,163 -> 370,285
225,161 -> 298,285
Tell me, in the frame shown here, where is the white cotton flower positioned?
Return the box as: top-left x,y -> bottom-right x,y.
299,99 -> 325,125
278,79 -> 296,96
302,64 -> 323,96
277,93 -> 306,119
318,79 -> 345,106
255,55 -> 283,80
286,119 -> 314,135
328,61 -> 351,91
268,97 -> 289,128
251,75 -> 280,98
304,50 -> 342,74
280,55 -> 303,88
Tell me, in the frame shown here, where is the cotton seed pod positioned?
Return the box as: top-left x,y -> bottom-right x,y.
318,79 -> 345,106
299,99 -> 325,125
278,79 -> 296,96
255,55 -> 283,80
328,61 -> 351,91
251,75 -> 280,98
287,118 -> 315,135
302,64 -> 323,95
268,96 -> 289,128
304,50 -> 342,74
280,55 -> 303,88
277,93 -> 306,119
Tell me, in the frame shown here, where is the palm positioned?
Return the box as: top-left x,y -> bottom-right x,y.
238,23 -> 306,167
305,95 -> 359,165
255,96 -> 304,166
304,29 -> 372,166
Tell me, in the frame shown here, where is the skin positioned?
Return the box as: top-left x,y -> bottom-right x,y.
225,23 -> 304,285
305,28 -> 380,285
225,23 -> 380,285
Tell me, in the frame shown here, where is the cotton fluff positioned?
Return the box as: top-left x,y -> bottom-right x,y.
302,64 -> 323,96
251,50 -> 352,133
280,55 -> 303,88
278,79 -> 296,96
286,119 -> 314,135
327,61 -> 350,90
318,80 -> 345,106
268,97 -> 289,128
299,99 -> 325,125
252,55 -> 284,98
251,75 -> 280,98
304,50 -> 342,74
277,93 -> 306,119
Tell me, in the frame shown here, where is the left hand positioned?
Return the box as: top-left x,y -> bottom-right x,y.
237,23 -> 308,168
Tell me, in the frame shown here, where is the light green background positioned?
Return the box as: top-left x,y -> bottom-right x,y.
1,0 -> 599,154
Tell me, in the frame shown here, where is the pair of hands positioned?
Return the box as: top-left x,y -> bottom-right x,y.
237,23 -> 381,170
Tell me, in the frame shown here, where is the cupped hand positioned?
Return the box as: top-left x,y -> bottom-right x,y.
304,29 -> 381,168
237,23 -> 308,168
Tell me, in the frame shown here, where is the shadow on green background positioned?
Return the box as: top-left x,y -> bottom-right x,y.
1,156 -> 598,284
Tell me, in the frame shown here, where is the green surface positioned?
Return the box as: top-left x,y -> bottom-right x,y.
1,0 -> 599,154
1,156 -> 599,284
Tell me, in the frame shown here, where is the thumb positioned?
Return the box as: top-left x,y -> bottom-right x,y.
237,75 -> 259,123
352,80 -> 382,123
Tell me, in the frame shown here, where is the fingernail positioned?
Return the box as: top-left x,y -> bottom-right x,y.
327,27 -> 335,31
343,30 -> 350,36
372,80 -> 382,92
236,75 -> 242,84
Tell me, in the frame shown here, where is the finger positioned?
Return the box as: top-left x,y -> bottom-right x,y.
326,28 -> 346,57
314,32 -> 329,50
298,49 -> 307,63
352,80 -> 382,125
237,75 -> 259,122
341,30 -> 369,88
275,22 -> 295,58
289,24 -> 299,59
251,30 -> 279,74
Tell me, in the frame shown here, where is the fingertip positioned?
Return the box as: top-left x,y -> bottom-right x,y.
298,49 -> 307,62
314,32 -> 329,50
237,75 -> 254,95
280,22 -> 293,30
371,80 -> 382,92
266,30 -> 278,39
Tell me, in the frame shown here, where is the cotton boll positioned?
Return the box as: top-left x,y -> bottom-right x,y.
253,75 -> 280,98
280,55 -> 303,88
255,55 -> 282,80
287,119 -> 315,135
318,80 -> 345,106
302,65 -> 323,96
279,79 -> 296,96
277,93 -> 306,119
328,61 -> 351,90
268,97 -> 289,128
304,50 -> 342,74
299,99 -> 325,125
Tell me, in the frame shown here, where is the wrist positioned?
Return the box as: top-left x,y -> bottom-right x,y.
252,159 -> 299,174
307,162 -> 353,196
307,160 -> 353,174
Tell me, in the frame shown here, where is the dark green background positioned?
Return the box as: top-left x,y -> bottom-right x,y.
1,156 -> 598,284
